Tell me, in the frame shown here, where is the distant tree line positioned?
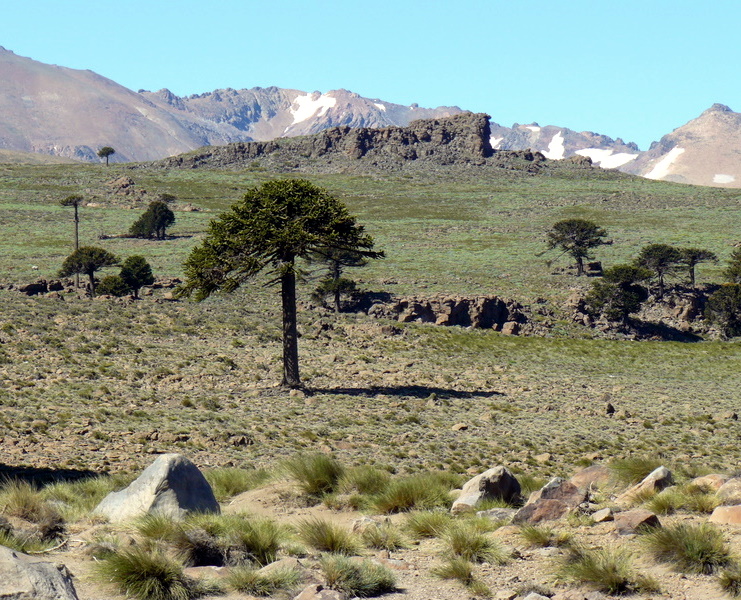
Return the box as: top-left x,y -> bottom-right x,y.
546,218 -> 741,336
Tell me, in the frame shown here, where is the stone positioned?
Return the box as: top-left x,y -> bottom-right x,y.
293,583 -> 344,600
476,507 -> 517,522
451,422 -> 468,431
717,478 -> 741,505
93,453 -> 219,523
501,321 -> 520,335
613,509 -> 660,534
0,545 -> 79,599
690,473 -> 728,491
494,591 -> 517,600
450,466 -> 521,514
523,594 -> 551,600
710,505 -> 741,525
591,507 -> 614,523
526,478 -> 587,507
617,466 -> 673,505
569,465 -> 611,490
512,498 -> 572,524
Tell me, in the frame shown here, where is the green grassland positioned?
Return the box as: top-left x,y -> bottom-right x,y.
1,160 -> 741,479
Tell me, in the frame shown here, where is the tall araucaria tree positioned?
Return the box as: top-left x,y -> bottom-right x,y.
177,179 -> 384,389
546,219 -> 610,276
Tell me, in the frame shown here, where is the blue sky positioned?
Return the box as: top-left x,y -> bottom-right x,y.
1,0 -> 738,150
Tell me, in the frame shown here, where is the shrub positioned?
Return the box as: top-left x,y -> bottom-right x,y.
557,545 -> 659,595
372,473 -> 454,514
642,522 -> 732,574
320,554 -> 396,597
284,454 -> 345,499
361,522 -> 407,551
519,524 -> 572,548
431,556 -> 474,585
719,563 -> 741,597
204,467 -> 271,502
135,513 -> 181,542
404,510 -> 452,539
0,479 -> 46,521
296,517 -> 361,555
226,565 -> 303,596
221,516 -> 285,566
338,466 -> 391,496
96,275 -> 131,297
442,522 -> 508,564
94,547 -> 200,600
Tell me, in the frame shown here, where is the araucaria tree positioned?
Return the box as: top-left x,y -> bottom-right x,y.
679,247 -> 717,287
129,201 -> 175,240
585,264 -> 651,324
58,246 -> 119,297
546,219 -> 610,276
179,179 -> 383,388
723,247 -> 741,284
311,248 -> 368,312
97,146 -> 115,165
120,255 -> 155,299
635,243 -> 683,298
59,194 -> 83,287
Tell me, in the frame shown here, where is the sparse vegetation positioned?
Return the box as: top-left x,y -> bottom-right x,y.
296,517 -> 361,555
320,554 -> 396,598
642,522 -> 733,574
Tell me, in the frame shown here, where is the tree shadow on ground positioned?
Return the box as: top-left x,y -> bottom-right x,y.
308,384 -> 504,399
0,464 -> 100,487
630,319 -> 704,342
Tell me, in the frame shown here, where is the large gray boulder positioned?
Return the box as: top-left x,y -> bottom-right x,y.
93,453 -> 220,523
0,545 -> 79,600
451,466 -> 520,514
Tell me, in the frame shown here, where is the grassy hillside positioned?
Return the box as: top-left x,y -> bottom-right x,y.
1,161 -> 741,479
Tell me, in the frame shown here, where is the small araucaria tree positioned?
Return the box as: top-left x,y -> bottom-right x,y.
178,179 -> 383,388
311,247 -> 368,312
97,146 -> 115,166
585,264 -> 651,324
59,194 -> 84,287
679,247 -> 717,288
635,243 -> 683,298
120,255 -> 155,299
546,219 -> 610,276
58,246 -> 119,297
129,201 -> 176,240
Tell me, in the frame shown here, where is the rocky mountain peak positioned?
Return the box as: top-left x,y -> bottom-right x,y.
702,103 -> 733,116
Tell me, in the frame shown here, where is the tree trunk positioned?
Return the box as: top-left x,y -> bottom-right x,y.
73,204 -> 80,288
88,272 -> 96,298
575,256 -> 584,276
280,265 -> 301,388
334,287 -> 341,313
689,265 -> 696,288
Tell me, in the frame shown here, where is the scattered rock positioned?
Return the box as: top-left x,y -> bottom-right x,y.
690,473 -> 728,491
93,453 -> 219,523
716,478 -> 741,505
451,466 -> 521,514
293,583 -> 345,600
451,422 -> 468,431
513,478 -> 588,524
709,505 -> 741,525
476,507 -> 517,522
569,465 -> 611,490
591,507 -> 614,523
0,545 -> 79,600
613,509 -> 661,534
616,466 -> 673,505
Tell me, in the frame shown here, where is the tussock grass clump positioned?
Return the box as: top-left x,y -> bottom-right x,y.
226,565 -> 303,596
557,545 -> 659,595
609,457 -> 662,486
405,510 -> 453,539
0,529 -> 58,553
135,513 -> 181,542
95,547 -> 201,600
320,554 -> 396,598
42,475 -> 123,521
644,485 -> 719,515
442,522 -> 508,564
284,454 -> 345,499
204,467 -> 271,502
0,479 -> 46,521
431,556 -> 474,585
719,564 -> 741,597
361,522 -> 407,551
372,473 -> 456,514
642,522 -> 732,574
519,524 -> 572,548
219,516 -> 285,566
338,466 -> 391,496
296,517 -> 361,555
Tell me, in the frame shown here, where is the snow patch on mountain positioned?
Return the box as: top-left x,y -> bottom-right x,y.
713,174 -> 736,184
374,103 -> 386,112
290,93 -> 337,125
490,136 -> 503,149
576,148 -> 639,169
645,147 -> 685,179
543,131 -> 565,160
525,126 -> 541,132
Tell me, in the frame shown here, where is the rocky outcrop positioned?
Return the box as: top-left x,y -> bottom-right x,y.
160,112 -> 495,171
93,453 -> 219,522
366,294 -> 527,331
451,466 -> 521,514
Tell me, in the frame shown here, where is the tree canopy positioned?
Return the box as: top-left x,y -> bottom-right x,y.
546,219 -> 609,275
635,243 -> 683,297
679,247 -> 717,287
97,146 -> 115,165
129,201 -> 176,240
179,179 -> 383,388
58,246 -> 119,297
120,255 -> 155,298
585,264 -> 651,323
